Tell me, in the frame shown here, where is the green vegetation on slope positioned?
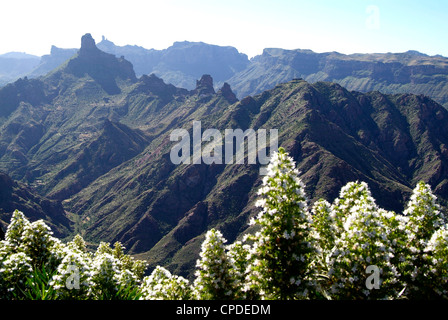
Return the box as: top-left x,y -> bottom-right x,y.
2,149 -> 448,300
1,35 -> 448,281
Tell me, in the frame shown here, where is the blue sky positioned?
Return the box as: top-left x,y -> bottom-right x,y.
1,0 -> 447,58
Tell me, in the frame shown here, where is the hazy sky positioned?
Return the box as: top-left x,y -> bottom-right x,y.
1,0 -> 447,58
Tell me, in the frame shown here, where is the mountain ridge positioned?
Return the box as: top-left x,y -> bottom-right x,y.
0,171 -> 69,237
2,36 -> 448,109
1,34 -> 448,279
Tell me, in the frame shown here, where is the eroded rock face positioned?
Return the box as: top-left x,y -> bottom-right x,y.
2,33 -> 448,280
194,74 -> 215,95
80,33 -> 99,55
66,33 -> 137,94
217,82 -> 238,104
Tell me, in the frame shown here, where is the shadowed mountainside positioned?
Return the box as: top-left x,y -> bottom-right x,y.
1,34 -> 448,279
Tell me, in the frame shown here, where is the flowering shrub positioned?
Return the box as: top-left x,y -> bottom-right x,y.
225,240 -> 252,299
311,199 -> 335,275
1,148 -> 448,300
140,266 -> 192,300
325,182 -> 399,299
20,220 -> 63,271
400,181 -> 447,298
89,252 -> 122,298
5,210 -> 30,248
245,147 -> 317,299
0,211 -> 147,300
423,226 -> 448,298
50,245 -> 92,299
0,252 -> 33,299
194,228 -> 236,299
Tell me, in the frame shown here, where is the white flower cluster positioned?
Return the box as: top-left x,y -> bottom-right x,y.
2,149 -> 448,300
324,182 -> 400,299
310,179 -> 448,299
0,210 -> 148,300
1,210 -> 63,298
50,245 -> 92,298
403,182 -> 445,251
193,228 -> 238,299
423,226 -> 448,297
246,149 -> 448,300
245,147 -> 318,299
399,181 -> 447,298
20,219 -> 63,270
226,241 -> 252,292
140,266 -> 192,300
0,252 -> 33,297
311,199 -> 335,266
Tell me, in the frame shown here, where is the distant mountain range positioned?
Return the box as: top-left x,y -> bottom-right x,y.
0,52 -> 40,86
1,34 -> 448,279
1,36 -> 448,109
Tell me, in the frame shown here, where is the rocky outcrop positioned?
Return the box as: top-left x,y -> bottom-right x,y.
3,36 -> 448,108
2,34 -> 448,280
133,74 -> 189,99
193,74 -> 215,96
79,33 -> 100,55
65,33 -> 137,94
217,82 -> 238,104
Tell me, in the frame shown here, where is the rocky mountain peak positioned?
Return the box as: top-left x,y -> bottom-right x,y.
194,74 -> 215,95
217,82 -> 238,103
79,33 -> 100,55
62,33 -> 137,94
